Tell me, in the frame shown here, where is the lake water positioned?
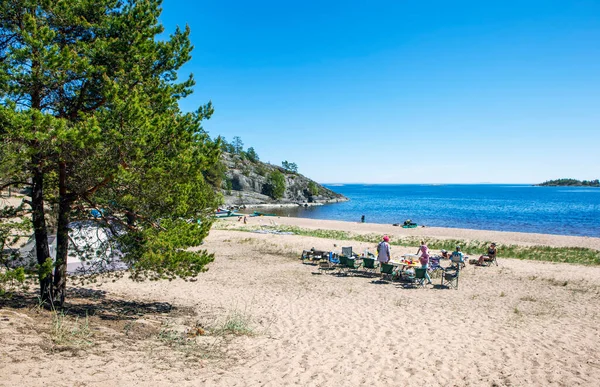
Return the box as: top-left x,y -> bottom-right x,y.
268,184 -> 600,237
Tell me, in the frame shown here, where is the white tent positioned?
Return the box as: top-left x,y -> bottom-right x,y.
17,220 -> 126,274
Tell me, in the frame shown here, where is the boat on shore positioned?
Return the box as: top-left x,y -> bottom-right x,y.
214,208 -> 242,218
250,211 -> 277,217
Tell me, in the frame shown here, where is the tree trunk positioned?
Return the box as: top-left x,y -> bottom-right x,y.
31,160 -> 53,303
53,162 -> 71,308
29,49 -> 54,304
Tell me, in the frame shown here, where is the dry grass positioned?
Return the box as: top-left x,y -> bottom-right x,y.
212,308 -> 255,336
51,311 -> 93,348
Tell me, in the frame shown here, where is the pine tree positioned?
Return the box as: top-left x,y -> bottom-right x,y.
0,0 -> 221,305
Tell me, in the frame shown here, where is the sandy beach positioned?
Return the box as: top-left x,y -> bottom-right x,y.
2,217 -> 600,386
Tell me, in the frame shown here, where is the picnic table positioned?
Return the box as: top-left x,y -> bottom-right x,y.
389,254 -> 422,268
382,254 -> 421,280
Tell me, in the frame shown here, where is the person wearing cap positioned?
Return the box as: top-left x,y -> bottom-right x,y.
478,243 -> 497,265
377,235 -> 391,264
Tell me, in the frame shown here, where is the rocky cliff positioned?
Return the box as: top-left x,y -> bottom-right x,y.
220,153 -> 347,207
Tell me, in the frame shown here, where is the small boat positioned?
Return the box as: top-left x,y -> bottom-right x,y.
402,219 -> 418,228
214,208 -> 241,218
250,211 -> 277,217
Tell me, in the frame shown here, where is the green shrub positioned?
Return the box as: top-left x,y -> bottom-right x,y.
246,147 -> 259,163
256,165 -> 268,177
264,171 -> 286,199
225,178 -> 233,195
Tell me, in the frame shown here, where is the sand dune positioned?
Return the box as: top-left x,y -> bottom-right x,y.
2,218 -> 600,386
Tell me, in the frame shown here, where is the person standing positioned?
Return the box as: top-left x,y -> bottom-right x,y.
361,215 -> 365,223
416,241 -> 433,284
377,235 -> 391,264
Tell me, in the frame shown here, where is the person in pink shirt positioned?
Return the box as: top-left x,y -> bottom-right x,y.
416,241 -> 433,285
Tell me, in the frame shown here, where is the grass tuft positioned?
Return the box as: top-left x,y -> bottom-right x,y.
214,309 -> 254,336
51,312 -> 93,347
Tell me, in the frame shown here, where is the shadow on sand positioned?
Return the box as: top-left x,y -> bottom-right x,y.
0,287 -> 177,321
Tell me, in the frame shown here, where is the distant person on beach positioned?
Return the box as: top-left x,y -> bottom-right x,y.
361,215 -> 365,223
440,249 -> 450,259
451,246 -> 465,269
243,216 -> 248,224
478,243 -> 497,265
377,235 -> 391,264
416,241 -> 433,284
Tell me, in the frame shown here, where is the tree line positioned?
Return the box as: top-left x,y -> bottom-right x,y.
219,136 -> 298,173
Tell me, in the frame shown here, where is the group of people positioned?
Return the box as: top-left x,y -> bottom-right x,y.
375,235 -> 498,284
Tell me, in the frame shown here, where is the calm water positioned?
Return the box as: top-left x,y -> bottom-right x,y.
268,184 -> 600,237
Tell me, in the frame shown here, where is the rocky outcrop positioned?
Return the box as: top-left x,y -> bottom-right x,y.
220,153 -> 347,207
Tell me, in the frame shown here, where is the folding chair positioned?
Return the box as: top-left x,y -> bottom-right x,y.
414,268 -> 428,288
450,252 -> 466,270
380,263 -> 395,281
441,268 -> 460,289
361,257 -> 379,276
341,246 -> 353,257
344,257 -> 361,275
301,250 -> 311,263
318,252 -> 338,273
428,256 -> 444,279
337,255 -> 349,275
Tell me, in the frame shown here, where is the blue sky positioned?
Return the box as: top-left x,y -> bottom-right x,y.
159,0 -> 600,184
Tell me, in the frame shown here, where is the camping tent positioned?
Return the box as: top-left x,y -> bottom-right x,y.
17,220 -> 126,274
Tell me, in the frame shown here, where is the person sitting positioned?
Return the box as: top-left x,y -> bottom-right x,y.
478,243 -> 497,265
440,249 -> 450,259
450,246 -> 465,269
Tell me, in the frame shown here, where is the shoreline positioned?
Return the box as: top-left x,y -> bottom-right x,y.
219,215 -> 600,250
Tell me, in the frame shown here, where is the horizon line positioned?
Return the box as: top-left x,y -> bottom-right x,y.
320,182 -> 537,185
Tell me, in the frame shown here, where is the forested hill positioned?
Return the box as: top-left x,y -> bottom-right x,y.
536,178 -> 600,187
215,143 -> 347,206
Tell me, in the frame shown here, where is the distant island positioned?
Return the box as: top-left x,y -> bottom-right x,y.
536,178 -> 600,187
